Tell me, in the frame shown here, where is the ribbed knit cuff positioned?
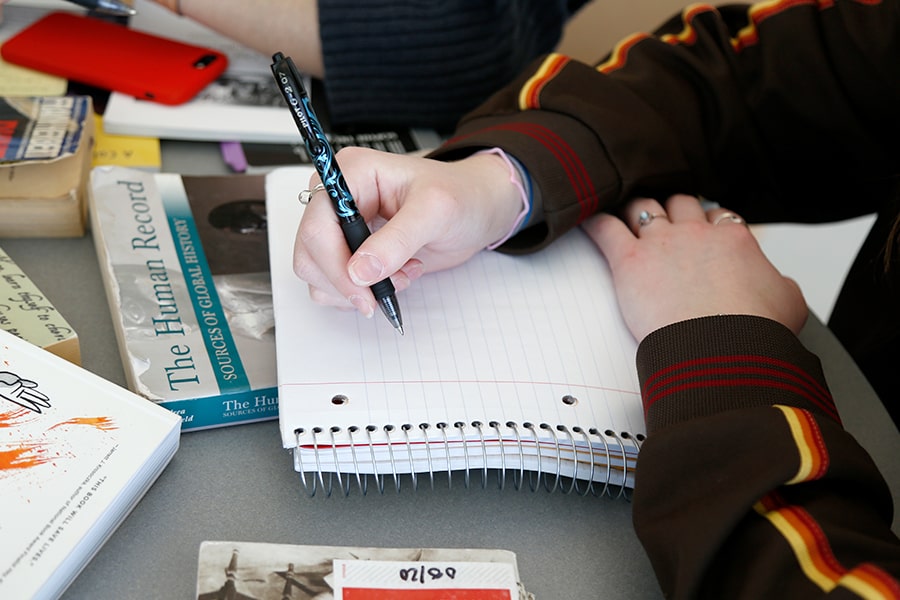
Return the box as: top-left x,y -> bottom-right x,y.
636,315 -> 835,433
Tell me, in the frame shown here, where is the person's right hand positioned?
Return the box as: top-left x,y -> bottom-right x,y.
293,147 -> 525,318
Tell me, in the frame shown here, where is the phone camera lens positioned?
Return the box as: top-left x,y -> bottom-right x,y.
194,54 -> 218,69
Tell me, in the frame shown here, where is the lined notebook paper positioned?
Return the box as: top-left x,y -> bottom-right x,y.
266,167 -> 644,495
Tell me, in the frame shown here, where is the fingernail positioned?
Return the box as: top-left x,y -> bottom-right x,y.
389,270 -> 410,292
404,259 -> 425,282
348,252 -> 384,286
349,295 -> 374,319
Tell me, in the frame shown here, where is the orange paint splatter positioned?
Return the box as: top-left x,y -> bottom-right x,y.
49,416 -> 117,431
0,407 -> 41,431
0,442 -> 51,470
0,407 -> 34,428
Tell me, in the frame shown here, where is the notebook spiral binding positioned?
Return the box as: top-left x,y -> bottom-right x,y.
291,421 -> 644,498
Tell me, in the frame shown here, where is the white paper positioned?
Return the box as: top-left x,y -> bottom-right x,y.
266,166 -> 643,485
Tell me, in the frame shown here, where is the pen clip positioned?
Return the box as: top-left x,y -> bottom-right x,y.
270,52 -> 353,216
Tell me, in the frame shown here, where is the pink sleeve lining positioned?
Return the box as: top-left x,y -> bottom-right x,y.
475,148 -> 531,250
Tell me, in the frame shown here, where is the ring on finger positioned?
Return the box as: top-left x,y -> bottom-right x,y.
298,183 -> 326,205
713,212 -> 745,226
638,210 -> 667,227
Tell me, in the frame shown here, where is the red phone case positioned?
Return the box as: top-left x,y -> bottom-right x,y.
1,12 -> 228,105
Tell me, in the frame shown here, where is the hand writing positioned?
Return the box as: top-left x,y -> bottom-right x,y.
292,147 -> 523,318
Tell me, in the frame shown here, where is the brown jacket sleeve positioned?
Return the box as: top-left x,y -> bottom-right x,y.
632,315 -> 900,598
426,2 -> 900,596
430,1 -> 900,253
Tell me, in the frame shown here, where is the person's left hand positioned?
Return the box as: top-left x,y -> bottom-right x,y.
583,194 -> 808,342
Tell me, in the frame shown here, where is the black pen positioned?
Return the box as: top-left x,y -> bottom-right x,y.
270,52 -> 404,335
63,0 -> 137,16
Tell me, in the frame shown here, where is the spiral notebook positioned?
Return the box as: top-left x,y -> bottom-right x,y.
266,167 -> 644,496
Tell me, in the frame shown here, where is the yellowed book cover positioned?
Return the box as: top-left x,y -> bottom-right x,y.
0,246 -> 80,364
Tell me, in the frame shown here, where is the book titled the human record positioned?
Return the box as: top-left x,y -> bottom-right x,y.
88,166 -> 278,431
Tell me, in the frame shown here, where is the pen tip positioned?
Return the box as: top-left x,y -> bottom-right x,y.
377,295 -> 403,335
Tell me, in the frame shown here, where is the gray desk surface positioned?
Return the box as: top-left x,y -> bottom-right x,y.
3,141 -> 898,599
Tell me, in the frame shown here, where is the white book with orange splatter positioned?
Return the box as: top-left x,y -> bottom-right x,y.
0,328 -> 181,600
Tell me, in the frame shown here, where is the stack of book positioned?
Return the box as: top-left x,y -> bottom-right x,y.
0,95 -> 94,237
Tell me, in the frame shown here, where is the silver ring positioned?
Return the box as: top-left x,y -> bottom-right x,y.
713,212 -> 745,226
637,210 -> 666,227
298,183 -> 326,205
